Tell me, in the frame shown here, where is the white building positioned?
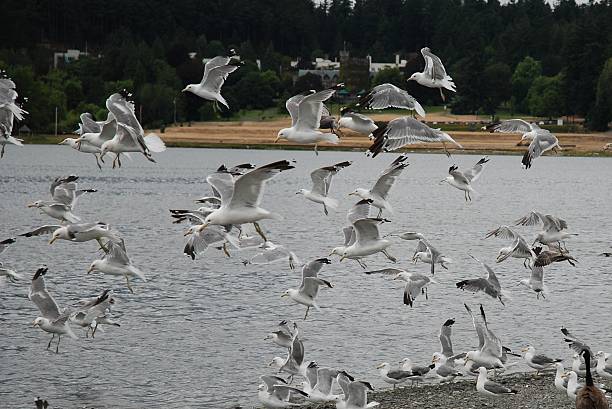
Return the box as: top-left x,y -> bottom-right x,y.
367,54 -> 407,74
53,49 -> 89,68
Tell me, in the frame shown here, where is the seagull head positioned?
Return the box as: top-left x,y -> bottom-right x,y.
376,362 -> 389,370
477,367 -> 488,376
521,345 -> 535,354
407,73 -> 419,82
296,189 -> 307,196
329,247 -> 343,257
275,129 -> 289,143
27,200 -> 43,208
49,231 -> 62,245
348,188 -> 367,199
280,289 -> 290,298
58,138 -> 73,146
87,261 -> 101,274
32,317 -> 43,327
182,84 -> 194,93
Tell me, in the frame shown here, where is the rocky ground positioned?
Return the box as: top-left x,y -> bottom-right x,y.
303,372 -> 611,409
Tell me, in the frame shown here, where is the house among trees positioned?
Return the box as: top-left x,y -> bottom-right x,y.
53,49 -> 89,68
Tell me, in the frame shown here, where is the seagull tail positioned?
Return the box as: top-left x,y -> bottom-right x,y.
144,133 -> 166,153
321,132 -> 340,144
129,266 -> 147,282
414,100 -> 426,118
442,75 -> 456,93
216,94 -> 230,110
5,136 -> 23,146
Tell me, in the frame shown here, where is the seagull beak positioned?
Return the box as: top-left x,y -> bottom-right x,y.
339,256 -> 345,262
520,347 -> 528,352
48,237 -> 58,245
184,230 -> 192,237
27,203 -> 36,208
86,266 -> 94,274
197,223 -> 210,233
376,363 -> 385,369
348,192 -> 356,196
439,179 -> 446,184
274,136 -> 281,143
280,293 -> 288,298
31,320 -> 38,327
181,86 -> 188,92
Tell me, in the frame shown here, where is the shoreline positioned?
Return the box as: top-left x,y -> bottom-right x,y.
303,372 -> 601,409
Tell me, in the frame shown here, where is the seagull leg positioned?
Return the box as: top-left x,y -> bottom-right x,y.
377,208 -> 382,218
0,145 -> 4,158
112,155 -> 118,169
117,153 -> 122,168
356,259 -> 367,269
314,144 -> 319,156
323,204 -> 328,216
253,222 -> 267,242
85,327 -> 90,338
94,154 -> 102,170
47,334 -> 55,350
382,250 -> 397,263
442,142 -> 451,157
304,307 -> 310,320
222,242 -> 231,258
56,335 -> 61,354
289,256 -> 295,270
425,287 -> 429,300
96,238 -> 109,253
125,274 -> 134,294
439,88 -> 446,102
92,323 -> 99,338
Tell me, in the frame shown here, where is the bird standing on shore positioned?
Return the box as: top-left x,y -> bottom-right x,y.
476,367 -> 518,397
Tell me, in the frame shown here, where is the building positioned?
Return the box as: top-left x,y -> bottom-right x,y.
297,69 -> 340,89
367,54 -> 408,74
53,49 -> 89,68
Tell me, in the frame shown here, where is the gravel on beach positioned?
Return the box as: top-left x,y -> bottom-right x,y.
304,372 -> 612,409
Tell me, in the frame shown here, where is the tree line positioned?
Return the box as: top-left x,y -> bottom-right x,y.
0,0 -> 610,133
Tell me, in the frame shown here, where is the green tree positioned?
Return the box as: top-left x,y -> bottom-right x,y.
481,62 -> 512,116
511,56 -> 542,113
587,57 -> 612,131
371,67 -> 403,88
526,73 -> 566,118
293,73 -> 323,93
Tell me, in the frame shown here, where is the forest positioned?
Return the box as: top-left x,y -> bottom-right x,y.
1,0 -> 611,133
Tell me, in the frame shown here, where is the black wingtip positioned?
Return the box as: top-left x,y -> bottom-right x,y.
33,266 -> 48,280
315,257 -> 332,264
0,237 -> 16,245
521,151 -> 532,169
443,318 -> 455,327
456,281 -> 466,290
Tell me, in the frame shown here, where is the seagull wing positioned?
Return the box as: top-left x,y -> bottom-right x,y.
488,119 -> 536,134
29,267 -> 61,320
301,258 -> 330,280
206,171 -> 235,205
421,47 -> 448,81
106,93 -> 143,136
463,157 -> 489,182
368,116 -> 442,156
19,225 -> 62,238
295,88 -> 336,131
353,218 -> 384,244
201,56 -> 231,83
300,277 -> 332,299
229,160 -> 294,208
439,319 -> 455,357
361,83 -> 425,116
202,65 -> 239,94
371,154 -> 408,199
346,199 -> 371,225
286,91 -> 312,127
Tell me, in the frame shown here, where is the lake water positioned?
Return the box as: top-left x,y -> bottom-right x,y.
1,146 -> 611,408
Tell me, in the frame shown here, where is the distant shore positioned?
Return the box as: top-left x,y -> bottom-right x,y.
303,372 -> 602,409
24,112 -> 612,157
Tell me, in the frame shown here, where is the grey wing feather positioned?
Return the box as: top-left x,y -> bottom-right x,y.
371,154 -> 408,198
484,380 -> 514,394
346,200 -> 371,224
20,225 -> 62,238
421,47 -> 448,81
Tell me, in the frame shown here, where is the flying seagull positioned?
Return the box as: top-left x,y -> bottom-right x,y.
182,53 -> 241,110
0,77 -> 27,158
297,161 -> 352,215
282,258 -> 333,320
358,83 -> 425,117
408,47 -> 456,101
456,255 -> 507,305
440,157 -> 489,201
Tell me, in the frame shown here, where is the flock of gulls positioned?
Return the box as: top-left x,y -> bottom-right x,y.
0,47 -> 610,409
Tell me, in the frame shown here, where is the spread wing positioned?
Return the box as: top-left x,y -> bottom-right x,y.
346,199 -> 371,225
206,171 -> 235,205
310,161 -> 351,196
301,258 -> 330,280
0,237 -> 16,255
229,160 -> 294,208
201,56 -> 231,83
295,88 -> 336,131
371,154 -> 408,199
439,319 -> 455,357
300,277 -> 332,299
421,47 -> 448,81
286,91 -> 313,126
368,116 -> 444,156
487,119 -> 538,134
342,111 -> 376,127
29,267 -> 61,320
463,157 -> 489,182
353,218 -> 384,244
522,131 -> 558,168
202,65 -> 239,94
19,225 -> 62,238
360,83 -> 425,117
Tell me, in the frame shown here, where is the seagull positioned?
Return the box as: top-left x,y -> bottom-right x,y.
303,366 -> 341,402
0,237 -> 22,283
19,223 -> 120,249
276,87 -> 341,154
87,239 -> 146,293
519,265 -> 547,299
376,362 -> 413,389
456,255 -> 507,305
411,239 -> 452,276
270,336 -> 309,379
334,380 -> 379,409
265,321 -> 298,349
337,110 -> 378,136
408,47 -> 456,101
485,119 -> 544,146
367,117 -> 462,157
431,352 -> 463,382
595,351 -> 612,380
522,345 -> 562,375
99,93 -> 166,166
29,267 -> 77,353
0,77 -> 27,158
258,375 -> 309,408
532,246 -> 577,267
281,258 -> 333,320
75,111 -> 115,136
297,161 -> 352,215
514,210 -> 576,247
48,175 -> 97,209
485,226 -> 534,267
70,289 -> 118,338
58,137 -> 106,169
198,160 -> 295,242
349,154 -> 408,217
182,54 -> 241,110
440,157 -> 489,201
476,367 -> 517,397
358,83 -> 426,117
179,215 -> 238,260
554,362 -> 569,392
364,268 -> 436,307
74,116 -> 117,151
563,370 -> 612,402
522,130 -> 561,169
337,218 -> 396,266
329,199 -> 373,267
463,304 -> 505,370
242,241 -> 300,270
26,201 -> 81,223
398,358 -> 434,386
